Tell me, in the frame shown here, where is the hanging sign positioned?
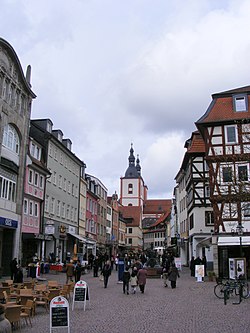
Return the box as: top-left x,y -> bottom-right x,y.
72,280 -> 89,311
50,296 -> 70,333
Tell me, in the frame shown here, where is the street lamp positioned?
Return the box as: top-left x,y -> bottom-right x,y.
236,223 -> 244,258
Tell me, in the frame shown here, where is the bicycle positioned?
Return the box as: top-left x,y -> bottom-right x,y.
214,278 -> 249,300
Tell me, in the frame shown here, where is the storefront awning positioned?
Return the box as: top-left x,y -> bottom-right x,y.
67,232 -> 96,245
218,236 -> 250,246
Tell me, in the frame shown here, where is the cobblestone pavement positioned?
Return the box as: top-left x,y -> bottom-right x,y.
2,267 -> 250,333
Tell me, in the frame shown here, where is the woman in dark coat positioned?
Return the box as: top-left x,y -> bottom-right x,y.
168,263 -> 180,289
137,266 -> 147,293
102,260 -> 112,288
190,256 -> 195,277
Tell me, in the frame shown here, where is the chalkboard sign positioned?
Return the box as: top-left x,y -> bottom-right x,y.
72,280 -> 90,311
50,296 -> 69,332
51,307 -> 68,327
75,287 -> 86,302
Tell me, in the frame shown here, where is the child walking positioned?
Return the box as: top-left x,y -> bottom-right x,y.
130,270 -> 138,294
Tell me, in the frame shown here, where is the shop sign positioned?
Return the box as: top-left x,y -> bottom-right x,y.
0,216 -> 18,228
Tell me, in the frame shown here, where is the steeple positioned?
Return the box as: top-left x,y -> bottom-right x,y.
128,143 -> 135,166
125,143 -> 140,178
136,154 -> 141,176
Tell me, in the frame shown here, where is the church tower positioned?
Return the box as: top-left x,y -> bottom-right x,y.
120,144 -> 147,207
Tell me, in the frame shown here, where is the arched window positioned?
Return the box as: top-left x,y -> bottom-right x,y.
3,124 -> 20,154
128,203 -> 133,206
128,183 -> 133,194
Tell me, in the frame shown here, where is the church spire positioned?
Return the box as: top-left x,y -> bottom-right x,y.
128,143 -> 135,166
125,143 -> 139,178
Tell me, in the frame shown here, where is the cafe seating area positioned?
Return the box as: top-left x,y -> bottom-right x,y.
0,278 -> 75,330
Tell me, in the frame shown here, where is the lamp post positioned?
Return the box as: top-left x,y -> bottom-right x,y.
236,223 -> 244,258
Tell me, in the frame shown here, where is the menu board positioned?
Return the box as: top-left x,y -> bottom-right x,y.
50,296 -> 69,332
74,286 -> 86,302
51,306 -> 68,327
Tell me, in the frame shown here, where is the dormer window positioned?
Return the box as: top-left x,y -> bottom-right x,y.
233,94 -> 248,112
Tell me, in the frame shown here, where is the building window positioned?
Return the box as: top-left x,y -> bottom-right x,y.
222,166 -> 232,182
24,199 -> 28,214
34,172 -> 39,186
225,125 -> 237,144
34,203 -> 39,217
128,228 -> 133,234
51,198 -> 55,214
39,175 -> 44,189
205,211 -> 214,226
238,165 -> 248,181
3,124 -> 20,154
58,175 -> 62,188
0,176 -> 16,202
53,172 -> 57,185
233,94 -> 247,112
28,170 -> 33,184
128,183 -> 133,194
243,203 -> 250,217
45,195 -> 49,212
189,214 -> 194,230
29,201 -> 33,216
62,202 -> 65,218
56,200 -> 60,216
128,238 -> 132,244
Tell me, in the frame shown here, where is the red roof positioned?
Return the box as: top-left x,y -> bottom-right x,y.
143,199 -> 172,214
187,132 -> 205,153
119,206 -> 142,227
197,86 -> 250,125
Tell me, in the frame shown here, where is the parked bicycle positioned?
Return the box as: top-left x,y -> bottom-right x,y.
214,277 -> 249,304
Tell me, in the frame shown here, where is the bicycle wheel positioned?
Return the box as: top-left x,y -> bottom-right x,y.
214,283 -> 225,299
242,282 -> 249,299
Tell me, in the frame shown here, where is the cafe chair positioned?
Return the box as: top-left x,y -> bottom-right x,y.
5,306 -> 21,331
47,289 -> 60,303
47,280 -> 59,289
35,294 -> 49,313
60,284 -> 71,300
20,299 -> 34,327
3,290 -> 17,305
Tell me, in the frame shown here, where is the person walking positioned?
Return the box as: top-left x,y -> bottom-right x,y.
65,259 -> 75,284
137,266 -> 147,293
168,263 -> 180,289
162,260 -> 170,287
190,256 -> 195,277
102,260 -> 112,288
75,260 -> 82,282
122,266 -> 131,295
93,256 -> 99,277
10,258 -> 18,280
130,270 -> 138,294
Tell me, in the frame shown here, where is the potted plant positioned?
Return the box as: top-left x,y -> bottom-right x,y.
208,271 -> 216,282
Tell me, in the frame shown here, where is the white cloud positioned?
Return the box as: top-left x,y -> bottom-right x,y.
1,0 -> 250,198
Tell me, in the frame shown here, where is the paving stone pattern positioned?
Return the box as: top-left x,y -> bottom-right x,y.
5,267 -> 250,333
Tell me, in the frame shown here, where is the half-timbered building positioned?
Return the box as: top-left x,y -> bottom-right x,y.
175,131 -> 213,268
196,85 -> 250,278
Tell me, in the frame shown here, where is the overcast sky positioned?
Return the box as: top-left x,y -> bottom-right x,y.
1,0 -> 250,198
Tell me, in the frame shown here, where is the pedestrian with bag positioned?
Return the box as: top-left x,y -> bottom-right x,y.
168,263 -> 180,289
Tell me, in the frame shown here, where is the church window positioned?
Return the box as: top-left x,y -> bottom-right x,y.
128,183 -> 133,194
